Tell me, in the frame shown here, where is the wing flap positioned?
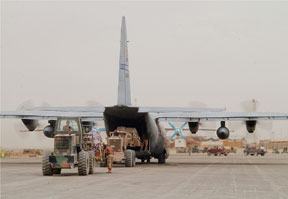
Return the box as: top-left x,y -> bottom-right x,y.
154,112 -> 288,122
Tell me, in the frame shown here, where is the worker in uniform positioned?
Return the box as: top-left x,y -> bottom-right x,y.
105,145 -> 114,173
140,134 -> 148,152
187,144 -> 192,156
63,120 -> 73,135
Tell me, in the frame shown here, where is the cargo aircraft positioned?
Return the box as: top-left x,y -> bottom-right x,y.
1,17 -> 288,163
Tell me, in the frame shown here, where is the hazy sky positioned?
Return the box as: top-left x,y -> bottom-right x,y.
1,1 -> 288,149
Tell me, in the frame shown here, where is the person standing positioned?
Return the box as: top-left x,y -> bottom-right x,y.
105,145 -> 114,173
140,134 -> 148,152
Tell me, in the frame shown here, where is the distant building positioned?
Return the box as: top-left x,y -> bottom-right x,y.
200,138 -> 223,148
259,140 -> 288,149
223,139 -> 244,148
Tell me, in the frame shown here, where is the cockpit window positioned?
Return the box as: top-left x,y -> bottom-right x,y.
57,119 -> 79,132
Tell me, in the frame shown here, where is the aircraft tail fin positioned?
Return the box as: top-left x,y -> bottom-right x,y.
117,16 -> 132,106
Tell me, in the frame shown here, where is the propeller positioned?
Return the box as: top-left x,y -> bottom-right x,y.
14,100 -> 35,136
91,123 -> 105,132
14,99 -> 50,142
14,100 -> 51,141
168,122 -> 187,141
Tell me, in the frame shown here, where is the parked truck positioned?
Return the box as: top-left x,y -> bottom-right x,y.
207,146 -> 230,156
244,146 -> 266,156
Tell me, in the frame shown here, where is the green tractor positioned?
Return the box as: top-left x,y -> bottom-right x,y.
42,117 -> 97,176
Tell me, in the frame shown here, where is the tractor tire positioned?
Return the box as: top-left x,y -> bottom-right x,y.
158,153 -> 166,164
52,168 -> 61,175
42,152 -> 53,176
78,151 -> 89,176
125,150 -> 134,167
88,151 -> 95,174
132,150 -> 136,167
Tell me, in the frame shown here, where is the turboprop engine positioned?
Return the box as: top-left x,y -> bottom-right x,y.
21,119 -> 38,131
216,121 -> 230,140
188,122 -> 199,134
43,120 -> 56,138
246,120 -> 257,133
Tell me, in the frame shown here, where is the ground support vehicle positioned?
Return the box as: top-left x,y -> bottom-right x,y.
272,148 -> 280,154
107,126 -> 143,167
256,146 -> 267,156
201,147 -> 209,153
244,147 -> 257,156
230,147 -> 237,153
207,146 -> 230,156
192,146 -> 200,153
282,147 -> 288,154
42,117 -> 99,176
175,147 -> 188,153
244,146 -> 266,156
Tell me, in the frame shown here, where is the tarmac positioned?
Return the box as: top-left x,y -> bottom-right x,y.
1,153 -> 288,199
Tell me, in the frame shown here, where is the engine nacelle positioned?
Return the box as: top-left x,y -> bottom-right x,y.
43,120 -> 56,138
188,122 -> 199,134
246,120 -> 257,133
216,121 -> 230,139
21,119 -> 38,131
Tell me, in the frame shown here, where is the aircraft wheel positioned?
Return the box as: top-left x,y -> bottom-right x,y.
158,153 -> 166,164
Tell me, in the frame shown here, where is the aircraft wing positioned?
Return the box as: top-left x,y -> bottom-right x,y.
153,111 -> 288,122
21,106 -> 105,112
0,106 -> 224,121
138,107 -> 226,113
0,110 -> 104,121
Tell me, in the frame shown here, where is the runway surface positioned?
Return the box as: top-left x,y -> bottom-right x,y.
1,153 -> 288,199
